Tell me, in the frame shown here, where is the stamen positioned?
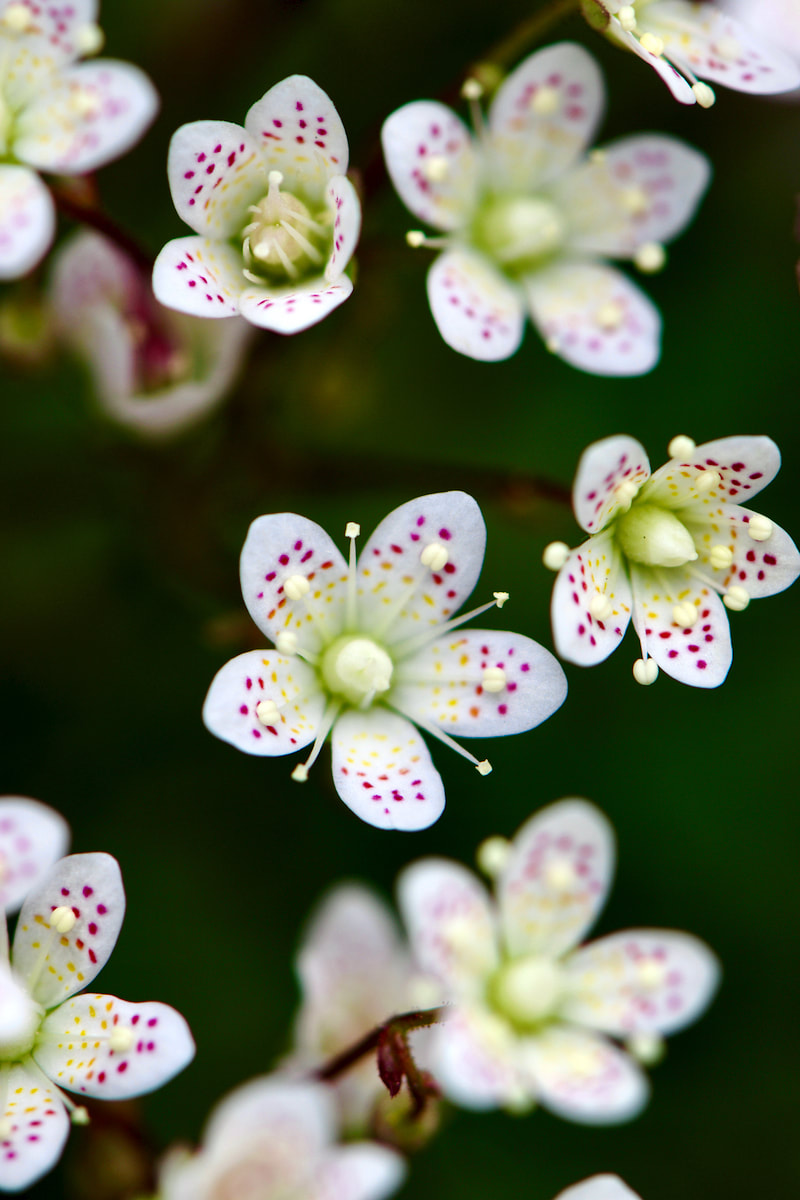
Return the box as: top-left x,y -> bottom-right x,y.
692,81 -> 716,108
3,4 -> 32,31
595,301 -> 625,331
695,469 -> 720,493
493,592 -> 509,608
617,4 -> 637,32
268,169 -> 284,189
709,544 -> 733,570
620,187 -> 650,216
636,958 -> 667,989
482,666 -> 506,693
424,155 -> 450,182
668,434 -> 696,459
345,521 -> 360,629
403,708 -> 492,774
615,479 -> 639,505
626,1031 -> 666,1065
476,835 -> 510,878
279,220 -> 323,263
276,631 -> 298,655
672,601 -> 697,627
460,78 -> 484,100
542,541 -> 571,571
589,592 -> 613,621
109,1025 -> 134,1053
639,31 -> 664,56
284,574 -> 311,601
723,585 -> 749,612
25,1060 -> 89,1122
544,858 -> 575,890
530,86 -> 560,115
49,906 -> 76,934
747,515 -> 772,542
290,700 -> 342,782
634,242 -> 666,273
70,88 -> 98,117
75,23 -> 104,55
256,698 -> 283,726
461,77 -> 488,143
420,542 -> 449,570
405,230 -> 450,249
633,657 -> 658,685
270,239 -> 299,279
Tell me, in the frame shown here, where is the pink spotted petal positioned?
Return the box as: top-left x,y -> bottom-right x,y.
324,174 -> 361,282
244,75 -> 349,198
610,26 -> 696,103
152,236 -> 242,318
355,491 -> 486,648
35,994 -> 195,1099
572,434 -> 651,533
4,0 -> 97,59
488,42 -> 605,189
239,275 -> 353,334
551,531 -> 633,666
525,1025 -> 649,1124
630,566 -> 732,687
0,165 -> 55,280
525,261 -> 661,377
166,120 -> 264,238
240,512 -> 348,649
13,853 -> 125,1009
557,1177 -> 643,1200
431,1005 -> 522,1110
207,1077 -> 333,1162
0,1062 -> 69,1192
331,708 -> 445,832
692,504 -> 800,600
563,929 -> 720,1037
427,248 -> 525,362
0,797 -> 69,914
393,630 -> 566,737
203,650 -> 325,758
499,800 -> 615,959
317,1143 -> 407,1200
381,101 -> 479,232
644,434 -> 781,506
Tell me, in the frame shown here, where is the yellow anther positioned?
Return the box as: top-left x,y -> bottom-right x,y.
626,1031 -> 666,1065
615,479 -> 639,504
544,858 -> 575,891
420,542 -> 449,571
49,906 -> 76,933
345,521 -> 360,538
633,658 -> 658,685
284,574 -> 310,600
109,1026 -> 134,1053
482,666 -> 507,693
636,958 -> 667,989
476,759 -> 493,776
672,601 -> 697,628
461,78 -> 484,100
291,763 -> 309,782
276,631 -> 298,655
709,544 -> 734,570
617,4 -> 637,31
476,835 -> 511,878
70,88 -> 99,117
692,81 -> 716,108
492,591 -> 509,608
255,699 -> 281,725
3,4 -> 32,32
595,301 -> 625,331
639,31 -> 664,56
71,1107 -> 90,1126
406,230 -> 426,248
668,435 -> 696,459
424,155 -> 450,182
531,86 -> 560,115
75,22 -> 104,55
620,186 -> 650,216
747,515 -> 772,542
723,585 -> 750,612
589,592 -> 613,621
634,242 -> 666,273
542,541 -> 571,571
695,469 -> 720,492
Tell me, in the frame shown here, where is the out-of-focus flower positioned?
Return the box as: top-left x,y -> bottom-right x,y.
159,1076 -> 406,1200
398,799 -> 720,1123
556,1179 -> 642,1200
0,797 -> 68,914
723,0 -> 800,92
203,492 -> 567,831
0,852 -> 195,1191
51,231 -> 251,437
544,433 -> 800,687
0,0 -> 158,279
381,42 -> 709,375
153,75 -> 360,335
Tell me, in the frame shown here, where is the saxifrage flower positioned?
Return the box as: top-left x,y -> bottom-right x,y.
0,797 -> 68,915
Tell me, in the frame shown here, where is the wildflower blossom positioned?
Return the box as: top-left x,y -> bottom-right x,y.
381,42 -> 709,374
0,852 -> 194,1191
51,231 -> 252,437
203,491 -> 567,831
397,799 -> 719,1122
544,434 -> 800,687
0,797 -> 68,914
153,75 -> 360,334
0,0 -> 158,279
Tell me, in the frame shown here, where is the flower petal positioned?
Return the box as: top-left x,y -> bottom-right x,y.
166,120 -> 264,238
392,630 -> 566,736
499,800 -> 615,959
644,434 -> 781,506
324,174 -> 361,282
0,797 -> 69,914
239,275 -> 353,333
556,1177 -> 643,1200
430,1005 -> 521,1109
691,504 -> 800,600
0,165 -> 55,280
355,491 -> 486,648
397,858 -> 497,994
204,1076 -> 334,1161
563,929 -> 720,1037
203,650 -> 324,757
35,993 -> 195,1099
152,236 -> 243,318
572,434 -> 651,534
525,260 -> 661,377
13,853 -> 125,1009
426,248 -> 525,362
609,26 -> 696,104
630,567 -> 732,687
550,531 -> 632,666
244,75 -> 349,197
318,1143 -> 407,1200
7,0 -> 98,60
0,1062 -> 69,1192
524,1025 -> 649,1124
381,101 -> 479,232
488,43 -> 605,189
331,708 -> 445,832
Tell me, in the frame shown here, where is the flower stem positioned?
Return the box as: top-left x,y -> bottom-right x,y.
314,1006 -> 448,1087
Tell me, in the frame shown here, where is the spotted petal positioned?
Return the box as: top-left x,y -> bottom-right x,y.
0,797 -> 69,914
324,174 -> 361,282
572,435 -> 651,534
499,800 -> 614,959
609,26 -> 696,104
318,1143 -> 407,1200
644,435 -> 781,506
203,650 -> 325,758
686,503 -> 800,600
525,261 -> 661,377
2,0 -> 98,61
205,1076 -> 333,1159
13,853 -> 125,1009
551,531 -> 633,666
427,248 -> 525,362
244,75 -> 349,199
524,1025 -> 649,1124
0,1062 -> 69,1192
430,1005 -> 521,1109
152,236 -> 243,318
166,120 -> 264,238
331,708 -> 445,832
392,630 -> 566,736
488,42 -> 605,189
239,275 -> 353,334
381,101 -> 479,232
630,566 -> 732,687
563,929 -> 720,1037
557,1177 -> 643,1200
0,165 -> 55,280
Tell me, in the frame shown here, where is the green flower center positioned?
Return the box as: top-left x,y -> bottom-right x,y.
472,194 -> 565,274
320,635 -> 394,708
490,955 -> 564,1031
241,170 -> 329,285
616,502 -> 698,568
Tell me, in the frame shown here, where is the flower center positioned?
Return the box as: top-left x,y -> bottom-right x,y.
320,635 -> 394,708
616,502 -> 698,568
491,955 -> 564,1030
473,194 -> 566,273
241,170 -> 328,284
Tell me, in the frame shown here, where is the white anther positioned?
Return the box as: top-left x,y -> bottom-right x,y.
723,585 -> 750,612
747,515 -> 772,542
633,658 -> 658,685
692,81 -> 716,108
75,22 -> 104,55
71,1107 -> 90,1126
615,479 -> 639,504
595,301 -> 625,331
284,574 -> 311,600
70,88 -> 98,117
639,31 -> 664,56
461,78 -> 484,100
620,186 -> 649,216
49,906 -> 76,933
420,542 -> 449,571
476,835 -> 511,878
542,541 -> 570,571
476,759 -> 493,776
589,592 -> 613,621
268,170 -> 284,187
345,521 -> 361,538
256,699 -> 281,725
530,86 -> 560,115
626,1031 -> 666,1065
636,957 -> 667,990
109,1025 -> 134,1053
695,469 -> 720,493
406,230 -> 426,248
545,858 -> 575,891
709,544 -> 734,570
276,631 -> 298,655
668,435 -> 696,460
634,241 -> 666,273
482,666 -> 507,693
672,601 -> 697,628
617,4 -> 637,31
3,4 -> 32,31
492,592 -> 509,608
424,155 -> 450,182
291,763 -> 309,782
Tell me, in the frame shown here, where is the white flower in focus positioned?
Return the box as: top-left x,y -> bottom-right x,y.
0,797 -> 68,915
557,1178 -> 642,1200
51,231 -> 252,437
153,75 -> 361,335
0,852 -> 195,1191
398,799 -> 720,1123
545,433 -> 800,687
381,42 -> 710,374
159,1076 -> 406,1200
0,0 -> 158,279
203,492 -> 567,831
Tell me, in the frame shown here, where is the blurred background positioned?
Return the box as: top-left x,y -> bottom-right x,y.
1,0 -> 798,1197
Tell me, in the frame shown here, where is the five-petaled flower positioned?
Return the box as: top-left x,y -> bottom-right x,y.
153,75 -> 361,335
0,852 -> 195,1191
0,0 -> 158,279
544,433 -> 800,687
203,491 -> 567,831
381,42 -> 710,375
397,799 -> 719,1122
0,797 -> 68,915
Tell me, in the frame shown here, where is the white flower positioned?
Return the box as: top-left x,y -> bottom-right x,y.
557,1179 -> 642,1200
152,75 -> 361,335
0,852 -> 195,1191
159,1076 -> 406,1200
545,433 -> 800,687
50,231 -> 252,437
397,799 -> 720,1123
381,42 -> 710,375
203,492 -> 567,831
0,0 -> 158,279
0,797 -> 68,915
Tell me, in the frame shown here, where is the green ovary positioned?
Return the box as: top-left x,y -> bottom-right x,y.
490,956 -> 564,1032
320,635 -> 394,708
616,502 -> 698,568
240,175 -> 330,285
472,194 -> 566,274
